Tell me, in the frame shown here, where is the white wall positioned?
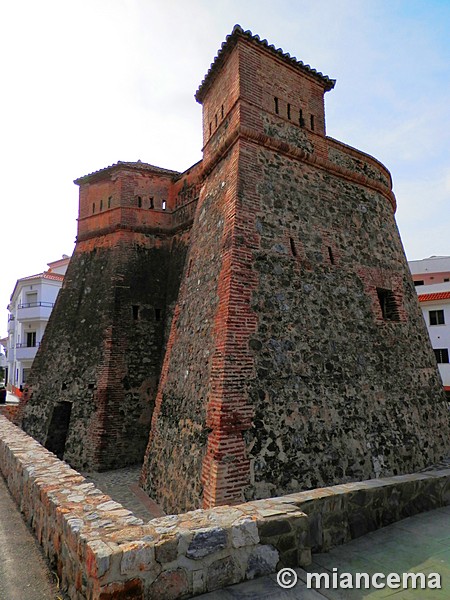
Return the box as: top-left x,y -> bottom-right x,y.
417,282 -> 450,388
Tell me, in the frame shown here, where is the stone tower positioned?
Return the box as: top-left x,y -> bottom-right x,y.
139,27 -> 450,512
20,27 -> 449,511
19,160 -> 202,470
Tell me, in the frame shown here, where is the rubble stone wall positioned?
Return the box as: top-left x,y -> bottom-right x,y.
242,144 -> 449,500
20,236 -> 173,471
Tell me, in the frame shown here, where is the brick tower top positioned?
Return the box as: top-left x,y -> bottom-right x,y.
74,161 -> 180,241
196,25 -> 394,211
195,24 -> 335,101
195,25 -> 336,168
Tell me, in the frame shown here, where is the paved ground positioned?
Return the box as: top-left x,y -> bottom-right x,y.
0,472 -> 63,600
196,505 -> 450,599
81,465 -> 165,521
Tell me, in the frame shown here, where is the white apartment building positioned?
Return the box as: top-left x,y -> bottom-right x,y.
0,338 -> 6,384
409,256 -> 450,397
5,256 -> 70,393
409,255 -> 450,286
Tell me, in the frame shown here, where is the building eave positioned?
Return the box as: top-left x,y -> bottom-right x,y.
195,24 -> 336,103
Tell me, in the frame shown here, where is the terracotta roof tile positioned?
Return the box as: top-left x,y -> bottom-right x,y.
43,272 -> 65,281
74,161 -> 180,185
418,291 -> 450,302
196,24 -> 336,102
19,271 -> 65,282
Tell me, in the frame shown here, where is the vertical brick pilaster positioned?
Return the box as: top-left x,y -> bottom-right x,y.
200,139 -> 261,508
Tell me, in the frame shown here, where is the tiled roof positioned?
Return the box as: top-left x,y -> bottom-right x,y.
196,24 -> 336,102
19,271 -> 64,283
74,161 -> 181,185
43,272 -> 65,281
418,292 -> 450,303
9,271 -> 65,302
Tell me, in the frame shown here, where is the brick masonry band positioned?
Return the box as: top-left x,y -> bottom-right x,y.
1,415 -> 449,600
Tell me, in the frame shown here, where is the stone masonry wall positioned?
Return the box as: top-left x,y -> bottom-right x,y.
242,143 -> 449,500
20,233 -> 175,471
19,160 -> 200,473
141,148 -> 237,513
1,415 -> 449,600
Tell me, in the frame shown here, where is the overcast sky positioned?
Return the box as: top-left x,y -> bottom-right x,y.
1,0 -> 449,336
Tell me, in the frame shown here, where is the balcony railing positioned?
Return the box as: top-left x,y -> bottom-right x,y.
16,302 -> 54,321
14,344 -> 40,361
18,301 -> 54,309
15,342 -> 41,348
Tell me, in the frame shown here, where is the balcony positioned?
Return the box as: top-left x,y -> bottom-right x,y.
15,342 -> 40,361
17,301 -> 54,321
7,316 -> 15,333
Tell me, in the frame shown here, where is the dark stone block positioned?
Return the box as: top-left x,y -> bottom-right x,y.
259,518 -> 292,538
207,556 -> 238,592
187,528 -> 227,559
348,511 -> 376,539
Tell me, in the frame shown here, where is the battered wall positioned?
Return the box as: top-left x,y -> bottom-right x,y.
243,143 -> 450,500
141,148 -> 238,513
142,28 -> 449,512
20,233 -> 173,470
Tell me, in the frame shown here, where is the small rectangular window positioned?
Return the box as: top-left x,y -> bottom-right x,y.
274,97 -> 279,114
414,280 -> 424,286
299,109 -> 304,126
289,237 -> 297,257
310,114 -> 315,130
327,246 -> 335,265
376,288 -> 400,321
429,310 -> 445,326
434,348 -> 449,364
155,308 -> 162,321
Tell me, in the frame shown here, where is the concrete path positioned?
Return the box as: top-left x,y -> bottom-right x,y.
196,505 -> 450,599
0,472 -> 61,600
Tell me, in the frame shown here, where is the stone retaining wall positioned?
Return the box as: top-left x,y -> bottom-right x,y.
0,415 -> 449,599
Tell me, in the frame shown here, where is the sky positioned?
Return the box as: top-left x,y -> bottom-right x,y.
1,0 -> 449,337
